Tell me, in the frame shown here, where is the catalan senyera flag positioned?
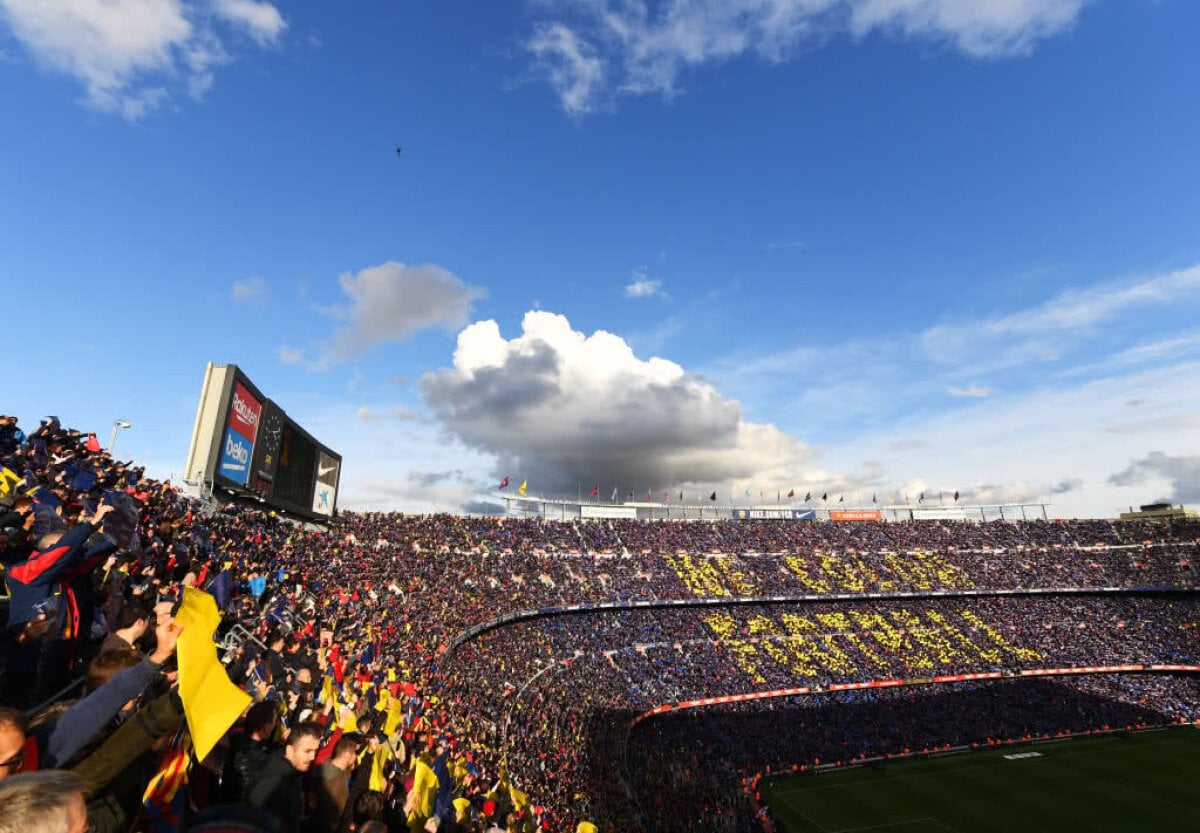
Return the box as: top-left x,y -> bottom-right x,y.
517,479 -> 527,496
142,730 -> 190,833
175,587 -> 252,762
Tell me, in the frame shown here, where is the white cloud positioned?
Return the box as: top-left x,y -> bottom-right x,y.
0,0 -> 283,117
420,310 -> 838,495
231,275 -> 267,302
921,264 -> 1200,363
624,268 -> 666,299
846,0 -> 1086,57
527,21 -> 606,116
211,0 -> 284,45
277,345 -> 303,364
356,404 -> 424,423
526,0 -> 1090,114
946,385 -> 992,398
322,261 -> 486,363
825,360 -> 1200,516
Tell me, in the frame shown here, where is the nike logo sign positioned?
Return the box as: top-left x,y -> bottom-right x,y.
318,463 -> 337,477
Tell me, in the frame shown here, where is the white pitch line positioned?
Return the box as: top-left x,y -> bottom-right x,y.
832,817 -> 939,833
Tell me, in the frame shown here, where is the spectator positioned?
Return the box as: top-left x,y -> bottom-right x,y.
248,720 -> 323,830
223,699 -> 282,804
0,708 -> 26,782
99,601 -> 150,656
0,770 -> 89,833
313,733 -> 362,833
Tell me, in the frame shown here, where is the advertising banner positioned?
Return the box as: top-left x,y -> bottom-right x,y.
733,509 -> 794,519
910,507 -> 970,520
791,510 -> 817,520
830,509 -> 883,522
217,427 -> 253,485
228,381 -> 262,443
217,379 -> 261,486
581,505 -> 639,519
312,451 -> 339,516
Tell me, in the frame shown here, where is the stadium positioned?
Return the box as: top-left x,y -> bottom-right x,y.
0,363 -> 1196,833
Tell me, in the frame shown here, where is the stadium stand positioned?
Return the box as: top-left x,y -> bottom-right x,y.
0,413 -> 1196,831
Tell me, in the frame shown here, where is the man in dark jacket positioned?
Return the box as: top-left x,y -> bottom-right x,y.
222,700 -> 281,803
248,720 -> 322,830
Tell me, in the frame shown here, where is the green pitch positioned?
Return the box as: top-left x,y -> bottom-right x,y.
763,729 -> 1200,833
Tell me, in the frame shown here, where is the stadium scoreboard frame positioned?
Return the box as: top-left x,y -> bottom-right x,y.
184,362 -> 341,519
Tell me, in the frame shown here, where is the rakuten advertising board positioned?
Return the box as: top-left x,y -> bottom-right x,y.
218,380 -> 261,485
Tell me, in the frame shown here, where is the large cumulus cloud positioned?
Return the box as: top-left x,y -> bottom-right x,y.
420,311 -> 830,496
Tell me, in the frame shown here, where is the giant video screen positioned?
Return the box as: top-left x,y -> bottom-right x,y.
272,419 -> 318,513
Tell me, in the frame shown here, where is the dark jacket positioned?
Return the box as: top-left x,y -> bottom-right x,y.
248,748 -> 305,831
72,691 -> 185,833
222,729 -> 276,803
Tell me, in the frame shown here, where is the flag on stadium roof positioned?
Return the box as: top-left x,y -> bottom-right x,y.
788,489 -> 795,498
518,480 -> 527,496
498,477 -> 509,490
709,491 -> 717,501
589,485 -> 598,498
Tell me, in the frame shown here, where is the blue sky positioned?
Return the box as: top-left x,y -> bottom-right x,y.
1,0 -> 1198,516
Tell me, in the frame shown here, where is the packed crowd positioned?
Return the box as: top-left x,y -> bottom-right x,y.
625,673 -> 1200,832
0,411 -> 1197,833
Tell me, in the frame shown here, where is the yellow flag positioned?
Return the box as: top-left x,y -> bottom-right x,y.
577,824 -> 597,833
384,698 -> 403,736
387,668 -> 397,683
0,467 -> 21,498
375,689 -> 391,712
368,744 -> 391,792
453,797 -> 471,822
175,587 -> 252,762
407,757 -> 439,820
510,785 -> 529,813
339,703 -> 359,733
320,675 -> 335,706
518,479 -> 527,496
